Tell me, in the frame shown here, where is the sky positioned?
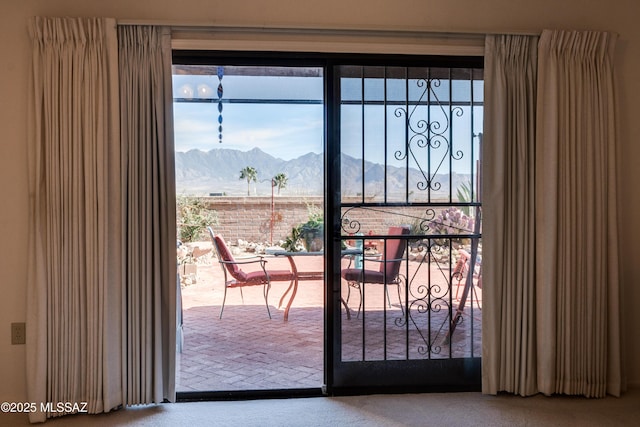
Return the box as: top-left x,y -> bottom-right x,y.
172,69 -> 483,171
173,72 -> 324,160
173,102 -> 324,160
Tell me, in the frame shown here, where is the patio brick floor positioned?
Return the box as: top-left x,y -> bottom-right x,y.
177,243 -> 482,392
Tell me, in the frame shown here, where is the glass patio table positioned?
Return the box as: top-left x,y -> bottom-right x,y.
270,249 -> 362,321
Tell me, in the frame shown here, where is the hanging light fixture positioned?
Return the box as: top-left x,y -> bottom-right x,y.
179,83 -> 194,99
217,66 -> 224,143
196,83 -> 213,98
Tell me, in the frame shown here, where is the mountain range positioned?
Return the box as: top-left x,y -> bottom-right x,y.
175,147 -> 471,198
175,147 -> 324,195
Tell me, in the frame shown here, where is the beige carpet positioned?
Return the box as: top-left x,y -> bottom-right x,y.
6,388 -> 639,426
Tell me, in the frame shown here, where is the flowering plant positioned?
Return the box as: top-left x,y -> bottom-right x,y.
427,207 -> 474,244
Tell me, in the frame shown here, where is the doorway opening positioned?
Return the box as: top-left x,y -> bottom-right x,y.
172,62 -> 326,395
172,52 -> 484,398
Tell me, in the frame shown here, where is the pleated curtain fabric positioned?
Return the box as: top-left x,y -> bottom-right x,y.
482,34 -> 539,396
535,30 -> 622,397
27,19 -> 177,423
26,17 -> 123,422
483,30 -> 622,398
118,25 -> 177,406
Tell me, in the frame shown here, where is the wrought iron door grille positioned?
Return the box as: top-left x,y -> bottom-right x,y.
338,65 -> 483,362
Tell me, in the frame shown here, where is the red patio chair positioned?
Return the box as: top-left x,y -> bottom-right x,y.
341,225 -> 411,318
453,248 -> 481,309
208,227 -> 294,319
452,249 -> 469,300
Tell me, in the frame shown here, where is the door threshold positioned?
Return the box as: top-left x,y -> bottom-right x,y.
177,387 -> 325,402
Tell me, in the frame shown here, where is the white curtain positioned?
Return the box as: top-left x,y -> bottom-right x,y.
27,17 -> 123,422
483,30 -> 622,398
536,30 -> 621,397
27,19 -> 177,423
482,34 -> 539,396
118,25 -> 177,405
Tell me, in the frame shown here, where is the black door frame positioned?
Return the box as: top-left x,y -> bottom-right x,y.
325,57 -> 483,395
172,50 -> 483,401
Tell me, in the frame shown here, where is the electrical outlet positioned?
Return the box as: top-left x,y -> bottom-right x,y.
11,322 -> 25,345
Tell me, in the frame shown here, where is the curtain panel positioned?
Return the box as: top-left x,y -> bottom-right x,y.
27,17 -> 123,422
27,19 -> 177,423
483,30 -> 622,398
118,25 -> 177,406
482,34 -> 539,396
535,30 -> 621,397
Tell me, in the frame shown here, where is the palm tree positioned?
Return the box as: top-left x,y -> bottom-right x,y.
239,166 -> 258,196
273,172 -> 288,195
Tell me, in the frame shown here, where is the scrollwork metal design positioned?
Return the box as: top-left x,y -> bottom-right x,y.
402,240 -> 460,357
339,66 -> 481,362
393,78 -> 466,194
340,206 -> 436,235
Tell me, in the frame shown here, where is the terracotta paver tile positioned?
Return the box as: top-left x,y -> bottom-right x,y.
177,243 -> 481,391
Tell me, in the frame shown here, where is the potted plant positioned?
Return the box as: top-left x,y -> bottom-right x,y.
300,223 -> 323,252
281,226 -> 304,252
282,204 -> 324,252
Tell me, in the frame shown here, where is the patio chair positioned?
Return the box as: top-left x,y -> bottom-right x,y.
453,248 -> 481,309
341,225 -> 411,318
452,249 -> 469,300
208,227 -> 294,319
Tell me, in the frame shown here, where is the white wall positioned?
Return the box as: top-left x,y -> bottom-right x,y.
1,0 -> 639,401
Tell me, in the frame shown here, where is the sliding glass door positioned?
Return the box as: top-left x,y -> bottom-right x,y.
172,58 -> 326,395
172,52 -> 483,397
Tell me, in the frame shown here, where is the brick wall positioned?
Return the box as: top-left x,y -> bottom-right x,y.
202,196 -> 324,244
194,196 -> 441,244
